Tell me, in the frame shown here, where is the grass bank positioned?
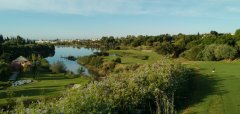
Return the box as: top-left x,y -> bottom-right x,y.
105,49 -> 163,64
0,73 -> 90,106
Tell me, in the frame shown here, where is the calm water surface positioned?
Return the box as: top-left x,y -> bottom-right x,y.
46,46 -> 99,75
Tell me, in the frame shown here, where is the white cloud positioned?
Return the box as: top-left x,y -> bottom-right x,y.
0,0 -> 149,15
0,0 -> 238,17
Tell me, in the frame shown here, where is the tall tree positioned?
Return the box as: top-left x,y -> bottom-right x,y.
0,34 -> 3,44
210,30 -> 218,37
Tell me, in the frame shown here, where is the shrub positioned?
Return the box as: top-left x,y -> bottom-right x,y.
93,52 -> 109,56
203,45 -> 216,61
113,64 -> 125,73
77,56 -> 90,65
214,45 -> 237,60
113,57 -> 121,63
77,66 -> 85,74
50,61 -> 66,73
155,42 -> 176,56
64,70 -> 79,79
102,61 -> 116,72
115,47 -> 121,50
0,62 -> 11,81
77,56 -> 104,68
181,45 -> 205,60
201,44 -> 237,61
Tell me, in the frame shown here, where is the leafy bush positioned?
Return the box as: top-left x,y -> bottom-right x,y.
155,42 -> 175,55
182,44 -> 237,61
0,62 -> 11,81
202,44 -> 217,61
113,57 -> 121,63
77,56 -> 104,68
65,56 -> 77,61
214,45 -> 237,60
115,47 -> 121,50
181,45 -> 205,60
93,52 -> 109,56
202,44 -> 237,61
50,61 -> 66,73
101,61 -> 117,72
77,66 -> 85,74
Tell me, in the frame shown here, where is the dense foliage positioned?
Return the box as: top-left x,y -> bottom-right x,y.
12,58 -> 193,114
0,35 -> 55,62
0,62 -> 11,81
201,44 -> 237,61
100,29 -> 240,61
77,55 -> 104,68
77,55 -> 119,76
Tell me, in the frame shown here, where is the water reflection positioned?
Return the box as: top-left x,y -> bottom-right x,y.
46,46 -> 99,75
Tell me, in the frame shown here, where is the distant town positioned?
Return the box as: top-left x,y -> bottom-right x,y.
35,38 -> 100,44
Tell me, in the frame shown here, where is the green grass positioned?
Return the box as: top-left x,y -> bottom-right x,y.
105,49 -> 163,64
182,61 -> 240,114
0,73 -> 90,106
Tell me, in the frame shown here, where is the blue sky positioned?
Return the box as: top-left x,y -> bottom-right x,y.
0,0 -> 240,39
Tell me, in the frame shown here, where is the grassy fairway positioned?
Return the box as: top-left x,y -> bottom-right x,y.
0,73 -> 90,106
182,61 -> 240,114
105,49 -> 163,64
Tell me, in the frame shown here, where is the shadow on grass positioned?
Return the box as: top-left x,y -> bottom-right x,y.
0,88 -> 58,98
177,71 -> 228,111
38,76 -> 68,80
25,74 -> 73,81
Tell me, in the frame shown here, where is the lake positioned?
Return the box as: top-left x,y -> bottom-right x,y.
46,46 -> 99,75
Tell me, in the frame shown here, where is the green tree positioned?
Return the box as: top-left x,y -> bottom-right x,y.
202,44 -> 216,61
77,66 -> 85,74
210,30 -> 218,37
201,44 -> 237,61
0,34 -> 3,44
155,42 -> 175,55
0,62 -> 11,81
235,28 -> 240,39
113,57 -> 121,63
181,45 -> 204,60
214,45 -> 237,60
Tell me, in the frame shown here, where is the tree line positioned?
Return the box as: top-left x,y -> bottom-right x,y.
100,29 -> 240,61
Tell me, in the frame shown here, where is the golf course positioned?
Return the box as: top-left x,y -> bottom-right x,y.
105,50 -> 240,114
